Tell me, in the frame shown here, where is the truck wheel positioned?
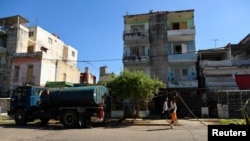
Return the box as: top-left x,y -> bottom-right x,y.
61,110 -> 79,128
15,109 -> 27,125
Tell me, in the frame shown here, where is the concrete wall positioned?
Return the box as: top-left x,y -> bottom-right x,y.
111,110 -> 149,118
0,98 -> 10,113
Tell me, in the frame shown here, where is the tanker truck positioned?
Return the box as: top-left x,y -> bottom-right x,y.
7,85 -> 111,128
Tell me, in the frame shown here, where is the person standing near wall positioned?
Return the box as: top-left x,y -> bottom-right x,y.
162,98 -> 169,118
169,96 -> 178,129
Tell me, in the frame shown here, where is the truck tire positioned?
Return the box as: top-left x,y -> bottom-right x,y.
61,110 -> 79,128
14,109 -> 27,125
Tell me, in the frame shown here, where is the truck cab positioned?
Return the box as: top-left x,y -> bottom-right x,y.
8,86 -> 45,125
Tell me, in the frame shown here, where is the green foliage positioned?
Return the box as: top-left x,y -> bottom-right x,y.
105,70 -> 166,107
220,119 -> 246,125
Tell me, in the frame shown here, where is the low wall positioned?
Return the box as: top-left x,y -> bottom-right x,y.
0,98 -> 11,113
111,110 -> 149,118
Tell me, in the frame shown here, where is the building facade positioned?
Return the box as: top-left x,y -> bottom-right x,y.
198,33 -> 250,118
123,10 -> 201,118
123,10 -> 197,88
80,67 -> 96,84
0,15 -> 80,97
98,66 -> 113,84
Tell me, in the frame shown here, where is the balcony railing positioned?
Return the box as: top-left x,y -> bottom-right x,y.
167,29 -> 195,41
168,53 -> 197,61
168,29 -> 195,36
123,56 -> 150,63
168,80 -> 198,88
123,30 -> 149,40
200,59 -> 250,67
13,51 -> 43,57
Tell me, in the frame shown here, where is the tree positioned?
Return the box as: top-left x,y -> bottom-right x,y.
105,70 -> 166,118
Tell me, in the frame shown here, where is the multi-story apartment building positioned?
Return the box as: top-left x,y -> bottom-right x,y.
123,10 -> 200,117
0,15 -> 80,97
123,10 -> 197,87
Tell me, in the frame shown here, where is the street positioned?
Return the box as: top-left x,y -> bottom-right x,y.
0,120 -> 208,141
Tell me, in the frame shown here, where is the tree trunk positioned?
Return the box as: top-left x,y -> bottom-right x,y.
118,104 -> 129,123
134,102 -> 140,118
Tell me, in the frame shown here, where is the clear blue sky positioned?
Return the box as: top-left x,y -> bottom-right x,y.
1,0 -> 249,81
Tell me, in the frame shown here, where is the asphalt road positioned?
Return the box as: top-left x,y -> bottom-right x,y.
0,117 -> 211,141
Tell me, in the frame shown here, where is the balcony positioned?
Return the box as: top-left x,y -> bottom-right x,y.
167,29 -> 195,41
13,51 -> 43,58
123,56 -> 150,64
123,30 -> 149,44
168,80 -> 198,88
168,53 -> 197,62
200,59 -> 250,67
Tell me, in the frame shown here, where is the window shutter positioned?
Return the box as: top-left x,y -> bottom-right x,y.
181,43 -> 187,53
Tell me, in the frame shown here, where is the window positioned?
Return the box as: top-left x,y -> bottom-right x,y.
26,65 -> 33,83
63,73 -> 66,81
174,45 -> 182,54
131,47 -> 138,56
35,89 -> 44,96
173,23 -> 179,30
29,31 -> 34,37
172,22 -> 187,30
48,37 -> 53,44
27,46 -> 34,53
72,51 -> 75,57
174,68 -> 188,81
13,87 -> 22,96
13,66 -> 20,82
172,43 -> 187,54
133,28 -> 138,33
130,46 -> 146,56
13,87 -> 29,96
182,69 -> 188,76
139,46 -> 145,56
22,88 -> 29,96
174,69 -> 181,80
131,25 -> 145,32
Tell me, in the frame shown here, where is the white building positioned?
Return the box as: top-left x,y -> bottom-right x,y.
0,15 -> 80,96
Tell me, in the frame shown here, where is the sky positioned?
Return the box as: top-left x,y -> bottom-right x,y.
0,0 -> 249,81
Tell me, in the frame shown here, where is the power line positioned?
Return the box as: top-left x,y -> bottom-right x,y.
77,59 -> 121,62
41,49 -> 210,63
41,51 -> 200,63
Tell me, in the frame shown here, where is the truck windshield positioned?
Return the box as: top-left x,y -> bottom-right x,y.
13,88 -> 28,96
